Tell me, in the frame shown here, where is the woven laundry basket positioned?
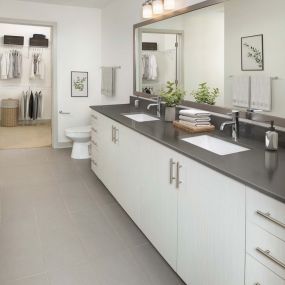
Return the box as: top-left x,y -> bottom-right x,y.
1,99 -> 19,127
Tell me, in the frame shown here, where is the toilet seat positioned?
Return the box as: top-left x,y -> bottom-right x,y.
65,125 -> 91,135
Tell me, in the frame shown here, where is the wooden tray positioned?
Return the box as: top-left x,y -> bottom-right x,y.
173,120 -> 215,133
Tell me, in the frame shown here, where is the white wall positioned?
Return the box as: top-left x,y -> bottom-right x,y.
225,0 -> 285,117
0,23 -> 52,120
183,5 -> 224,104
101,0 -> 206,104
0,0 -> 101,145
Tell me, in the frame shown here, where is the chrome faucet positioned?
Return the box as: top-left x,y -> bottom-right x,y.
147,96 -> 161,118
220,110 -> 240,141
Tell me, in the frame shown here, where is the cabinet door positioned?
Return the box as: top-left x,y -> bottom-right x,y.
138,139 -> 179,270
177,159 -> 246,285
112,123 -> 141,222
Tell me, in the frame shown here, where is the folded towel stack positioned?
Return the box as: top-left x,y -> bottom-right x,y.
179,109 -> 211,127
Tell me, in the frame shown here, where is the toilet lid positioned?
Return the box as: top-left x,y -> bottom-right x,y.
65,125 -> 91,133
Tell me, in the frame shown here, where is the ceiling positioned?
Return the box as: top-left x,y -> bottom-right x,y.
17,0 -> 114,8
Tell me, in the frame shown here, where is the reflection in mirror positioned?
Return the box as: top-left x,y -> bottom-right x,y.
134,0 -> 285,119
135,3 -> 224,104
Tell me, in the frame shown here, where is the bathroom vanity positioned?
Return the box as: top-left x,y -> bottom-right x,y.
90,103 -> 285,285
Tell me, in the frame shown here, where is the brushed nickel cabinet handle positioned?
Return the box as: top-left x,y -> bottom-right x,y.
114,127 -> 119,144
111,126 -> 115,142
256,210 -> 285,229
176,162 -> 182,189
256,247 -> 285,269
169,159 -> 176,184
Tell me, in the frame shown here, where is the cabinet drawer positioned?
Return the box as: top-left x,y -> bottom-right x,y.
247,222 -> 285,279
246,254 -> 285,285
247,187 -> 285,241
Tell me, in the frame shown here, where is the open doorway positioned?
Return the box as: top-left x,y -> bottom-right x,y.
0,22 -> 53,149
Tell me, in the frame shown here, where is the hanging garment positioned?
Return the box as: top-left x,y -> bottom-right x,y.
0,52 -> 9,80
141,54 -> 158,81
37,91 -> 43,118
8,52 -> 14,79
29,92 -> 34,119
30,53 -> 45,80
33,92 -> 38,120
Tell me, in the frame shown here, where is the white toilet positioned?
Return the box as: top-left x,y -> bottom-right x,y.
65,126 -> 91,159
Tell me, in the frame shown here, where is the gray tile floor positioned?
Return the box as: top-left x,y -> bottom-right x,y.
0,148 -> 185,285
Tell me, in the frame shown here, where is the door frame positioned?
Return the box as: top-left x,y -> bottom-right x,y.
0,17 -> 59,148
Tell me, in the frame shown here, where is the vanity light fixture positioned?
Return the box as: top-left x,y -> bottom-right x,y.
164,0 -> 175,10
142,0 -> 153,19
152,0 -> 164,15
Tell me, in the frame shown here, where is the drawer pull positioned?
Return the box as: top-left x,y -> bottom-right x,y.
256,247 -> 285,269
169,158 -> 176,184
176,162 -> 182,189
256,210 -> 285,229
92,128 -> 98,133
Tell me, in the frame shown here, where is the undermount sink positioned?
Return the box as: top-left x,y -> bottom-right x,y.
182,135 -> 249,156
123,113 -> 160,122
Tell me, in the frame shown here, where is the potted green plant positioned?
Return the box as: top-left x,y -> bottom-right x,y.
191,82 -> 220,105
160,81 -> 185,122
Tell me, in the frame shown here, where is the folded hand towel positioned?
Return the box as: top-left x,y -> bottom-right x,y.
179,115 -> 211,123
179,109 -> 211,117
232,75 -> 250,108
251,75 -> 272,111
179,120 -> 211,127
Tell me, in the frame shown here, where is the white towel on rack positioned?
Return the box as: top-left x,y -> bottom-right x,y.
232,76 -> 250,108
101,67 -> 115,96
250,75 -> 272,111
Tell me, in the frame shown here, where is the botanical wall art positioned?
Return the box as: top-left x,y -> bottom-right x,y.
71,71 -> 88,97
241,34 -> 264,71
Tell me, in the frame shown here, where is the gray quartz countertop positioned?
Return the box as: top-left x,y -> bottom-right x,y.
90,104 -> 285,204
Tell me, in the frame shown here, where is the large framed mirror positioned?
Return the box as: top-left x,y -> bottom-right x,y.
134,0 -> 285,124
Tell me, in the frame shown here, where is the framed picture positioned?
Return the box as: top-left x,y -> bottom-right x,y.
241,34 -> 264,71
71,71 -> 88,97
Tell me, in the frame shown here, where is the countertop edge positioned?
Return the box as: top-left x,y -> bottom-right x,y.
90,105 -> 285,204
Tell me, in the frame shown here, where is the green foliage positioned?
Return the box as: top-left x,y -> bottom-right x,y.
73,77 -> 87,91
191,82 -> 219,105
243,42 -> 263,68
160,81 -> 185,107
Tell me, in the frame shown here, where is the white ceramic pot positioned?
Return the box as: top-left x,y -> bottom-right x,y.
165,106 -> 176,122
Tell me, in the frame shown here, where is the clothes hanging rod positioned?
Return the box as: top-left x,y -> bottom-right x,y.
228,75 -> 279,80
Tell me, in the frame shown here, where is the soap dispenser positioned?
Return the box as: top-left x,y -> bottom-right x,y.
265,121 -> 278,151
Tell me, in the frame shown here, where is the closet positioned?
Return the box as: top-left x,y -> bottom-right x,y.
0,23 -> 52,149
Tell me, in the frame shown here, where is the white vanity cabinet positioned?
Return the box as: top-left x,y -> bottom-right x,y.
177,159 -> 246,285
137,138 -> 184,270
246,187 -> 285,282
91,109 -> 285,285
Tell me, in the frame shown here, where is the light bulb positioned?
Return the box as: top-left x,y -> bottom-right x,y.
142,1 -> 153,19
152,0 -> 164,15
164,0 -> 175,10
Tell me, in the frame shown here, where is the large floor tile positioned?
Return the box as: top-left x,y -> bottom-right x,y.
3,273 -> 50,285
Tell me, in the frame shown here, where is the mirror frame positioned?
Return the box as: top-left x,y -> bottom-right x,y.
133,0 -> 285,127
